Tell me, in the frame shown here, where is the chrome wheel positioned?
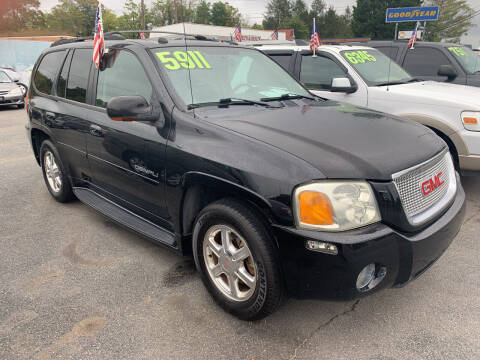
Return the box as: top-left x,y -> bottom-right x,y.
203,225 -> 257,302
44,151 -> 62,193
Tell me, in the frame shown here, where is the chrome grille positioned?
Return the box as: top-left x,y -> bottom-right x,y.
392,151 -> 456,225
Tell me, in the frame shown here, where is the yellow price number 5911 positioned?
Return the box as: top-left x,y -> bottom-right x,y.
156,51 -> 212,70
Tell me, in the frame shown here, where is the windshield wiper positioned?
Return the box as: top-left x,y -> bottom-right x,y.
188,98 -> 280,110
376,78 -> 421,87
260,93 -> 316,102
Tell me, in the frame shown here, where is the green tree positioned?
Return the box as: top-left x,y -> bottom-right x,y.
194,1 -> 211,24
423,0 -> 476,42
263,0 -> 292,29
283,15 -> 309,38
210,2 -> 241,26
292,0 -> 309,24
0,0 -> 43,32
352,0 -> 421,40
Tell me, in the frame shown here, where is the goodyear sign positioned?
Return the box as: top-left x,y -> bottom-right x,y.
386,7 -> 439,23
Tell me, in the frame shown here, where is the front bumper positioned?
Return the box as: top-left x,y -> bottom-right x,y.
273,181 -> 466,299
457,129 -> 480,173
0,94 -> 24,107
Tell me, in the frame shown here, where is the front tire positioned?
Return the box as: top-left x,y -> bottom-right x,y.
40,140 -> 74,203
193,199 -> 283,320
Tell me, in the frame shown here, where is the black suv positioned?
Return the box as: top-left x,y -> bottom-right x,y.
363,40 -> 480,86
26,37 -> 466,320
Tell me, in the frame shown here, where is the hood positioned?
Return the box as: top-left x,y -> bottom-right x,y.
196,100 -> 446,180
383,81 -> 480,109
0,82 -> 17,91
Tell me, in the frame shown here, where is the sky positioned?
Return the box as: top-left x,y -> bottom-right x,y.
39,0 -> 480,46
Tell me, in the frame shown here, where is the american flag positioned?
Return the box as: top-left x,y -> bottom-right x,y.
408,23 -> 418,49
93,5 -> 104,69
140,32 -> 146,40
271,29 -> 278,40
234,24 -> 242,42
310,18 -> 321,52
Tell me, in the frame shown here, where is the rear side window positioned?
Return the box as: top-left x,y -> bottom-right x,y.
95,50 -> 152,108
269,54 -> 293,70
66,49 -> 92,103
300,55 -> 347,90
403,47 -> 451,77
34,51 -> 66,95
375,47 -> 399,60
57,51 -> 73,98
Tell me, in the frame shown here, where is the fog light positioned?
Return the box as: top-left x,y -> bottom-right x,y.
356,263 -> 376,290
305,240 -> 338,255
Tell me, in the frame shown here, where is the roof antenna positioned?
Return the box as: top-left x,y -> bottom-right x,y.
183,22 -> 195,113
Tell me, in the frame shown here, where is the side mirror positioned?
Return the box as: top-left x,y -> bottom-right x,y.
331,77 -> 357,93
438,65 -> 458,81
106,96 -> 160,122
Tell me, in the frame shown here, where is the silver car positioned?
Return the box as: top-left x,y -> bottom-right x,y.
0,70 -> 25,109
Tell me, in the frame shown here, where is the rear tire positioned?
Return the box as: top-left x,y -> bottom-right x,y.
193,198 -> 283,320
40,140 -> 75,203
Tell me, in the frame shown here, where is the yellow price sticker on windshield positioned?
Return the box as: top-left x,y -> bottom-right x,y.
156,51 -> 212,70
344,51 -> 377,64
448,47 -> 467,57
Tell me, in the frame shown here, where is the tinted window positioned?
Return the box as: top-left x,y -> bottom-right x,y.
66,49 -> 91,103
57,51 -> 73,98
300,55 -> 347,90
269,54 -> 293,70
375,46 -> 399,60
403,47 -> 451,77
96,50 -> 153,108
34,51 -> 66,95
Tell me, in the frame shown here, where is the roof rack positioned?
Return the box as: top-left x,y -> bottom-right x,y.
50,30 -> 213,47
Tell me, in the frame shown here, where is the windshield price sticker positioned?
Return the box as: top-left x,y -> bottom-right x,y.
156,51 -> 212,70
344,51 -> 377,64
448,47 -> 467,57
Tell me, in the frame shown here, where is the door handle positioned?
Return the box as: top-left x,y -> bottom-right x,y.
90,124 -> 104,137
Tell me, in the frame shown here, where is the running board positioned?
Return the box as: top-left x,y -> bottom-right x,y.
73,187 -> 176,247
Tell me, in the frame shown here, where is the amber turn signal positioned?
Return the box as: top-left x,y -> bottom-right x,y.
463,117 -> 478,125
298,191 -> 334,226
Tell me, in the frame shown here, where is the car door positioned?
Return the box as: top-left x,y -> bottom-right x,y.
402,46 -> 467,84
85,47 -> 170,226
30,49 -> 91,184
295,51 -> 368,107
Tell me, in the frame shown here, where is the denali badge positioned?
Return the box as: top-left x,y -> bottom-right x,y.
421,172 -> 445,196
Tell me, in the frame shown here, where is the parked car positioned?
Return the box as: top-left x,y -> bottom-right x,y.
0,67 -> 29,95
260,45 -> 480,175
0,70 -> 25,109
355,41 -> 480,87
26,38 -> 465,320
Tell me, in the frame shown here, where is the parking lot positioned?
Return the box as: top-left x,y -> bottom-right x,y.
0,106 -> 479,359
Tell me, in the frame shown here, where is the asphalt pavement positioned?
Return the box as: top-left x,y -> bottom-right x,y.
0,107 -> 479,360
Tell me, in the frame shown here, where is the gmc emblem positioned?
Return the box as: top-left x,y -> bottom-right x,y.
421,172 -> 445,196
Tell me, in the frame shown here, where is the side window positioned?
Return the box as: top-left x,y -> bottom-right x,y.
66,49 -> 92,103
300,55 -> 347,90
33,51 -> 66,95
96,50 -> 153,108
269,54 -> 293,70
56,51 -> 73,98
376,47 -> 399,60
403,47 -> 451,77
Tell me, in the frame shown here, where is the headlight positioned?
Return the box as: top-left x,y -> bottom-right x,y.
293,181 -> 381,231
461,111 -> 480,131
8,87 -> 23,96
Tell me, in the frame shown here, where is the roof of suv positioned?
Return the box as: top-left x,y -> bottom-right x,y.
255,44 -> 373,54
46,39 -> 247,52
355,40 -> 464,48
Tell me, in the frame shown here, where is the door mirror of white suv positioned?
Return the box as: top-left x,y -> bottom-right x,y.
331,78 -> 357,93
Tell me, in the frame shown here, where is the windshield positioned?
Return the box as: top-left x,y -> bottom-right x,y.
448,46 -> 480,74
153,46 -> 311,107
0,71 -> 12,83
341,49 -> 415,86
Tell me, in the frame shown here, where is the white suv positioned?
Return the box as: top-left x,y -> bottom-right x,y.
260,45 -> 480,174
